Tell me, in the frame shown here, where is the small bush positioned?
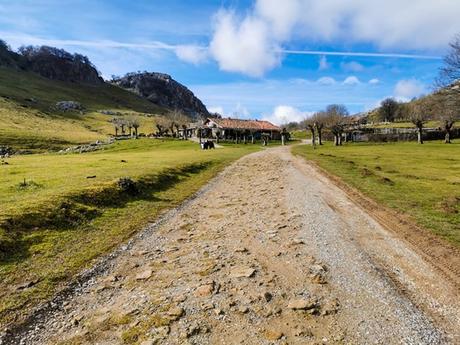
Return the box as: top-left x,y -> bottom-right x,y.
15,179 -> 42,190
117,177 -> 138,195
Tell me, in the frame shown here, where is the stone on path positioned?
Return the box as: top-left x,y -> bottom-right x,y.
230,267 -> 256,278
135,269 -> 153,280
287,299 -> 316,310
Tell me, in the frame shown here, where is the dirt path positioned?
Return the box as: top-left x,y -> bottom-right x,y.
2,146 -> 459,345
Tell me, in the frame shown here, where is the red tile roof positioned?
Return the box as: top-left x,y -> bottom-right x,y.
206,118 -> 280,131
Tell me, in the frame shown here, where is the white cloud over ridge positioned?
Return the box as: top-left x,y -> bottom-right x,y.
264,105 -> 313,125
394,79 -> 426,100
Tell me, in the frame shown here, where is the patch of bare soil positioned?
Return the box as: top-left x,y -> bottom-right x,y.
1,146 -> 459,345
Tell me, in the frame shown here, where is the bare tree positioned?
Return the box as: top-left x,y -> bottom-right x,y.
437,91 -> 459,143
325,104 -> 349,146
131,116 -> 141,139
155,116 -> 170,136
437,34 -> 460,88
410,101 -> 430,144
124,116 -> 133,137
312,111 -> 327,145
110,117 -> 120,137
379,98 -> 399,122
301,118 -> 316,147
280,128 -> 288,146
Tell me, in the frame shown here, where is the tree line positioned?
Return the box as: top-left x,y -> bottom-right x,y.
110,109 -> 191,139
286,34 -> 460,145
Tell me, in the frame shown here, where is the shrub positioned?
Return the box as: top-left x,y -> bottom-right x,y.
117,177 -> 138,195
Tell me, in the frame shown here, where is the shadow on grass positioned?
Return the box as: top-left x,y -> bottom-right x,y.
0,161 -> 213,264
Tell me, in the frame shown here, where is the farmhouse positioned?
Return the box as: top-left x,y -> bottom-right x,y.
197,117 -> 282,141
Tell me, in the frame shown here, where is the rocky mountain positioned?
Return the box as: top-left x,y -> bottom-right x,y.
0,40 -> 103,85
112,72 -> 209,118
1,39 -> 209,118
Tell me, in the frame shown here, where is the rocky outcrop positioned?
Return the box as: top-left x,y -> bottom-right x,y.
112,72 -> 209,118
0,41 -> 103,85
54,101 -> 84,112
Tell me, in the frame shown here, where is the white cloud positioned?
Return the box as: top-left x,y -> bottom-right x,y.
317,76 -> 336,85
341,61 -> 364,72
369,78 -> 380,85
264,105 -> 313,125
207,0 -> 457,76
209,10 -> 280,77
343,76 -> 361,85
257,0 -> 460,50
394,79 -> 426,100
175,45 -> 208,65
233,102 -> 250,118
208,106 -> 224,115
318,55 -> 329,70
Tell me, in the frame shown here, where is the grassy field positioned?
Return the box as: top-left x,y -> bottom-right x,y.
0,138 -> 261,324
0,67 -> 165,151
290,129 -> 310,140
292,141 -> 460,246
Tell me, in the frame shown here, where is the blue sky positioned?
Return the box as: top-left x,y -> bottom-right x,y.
1,0 -> 459,124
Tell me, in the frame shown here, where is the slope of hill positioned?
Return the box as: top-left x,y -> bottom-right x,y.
0,67 -> 166,151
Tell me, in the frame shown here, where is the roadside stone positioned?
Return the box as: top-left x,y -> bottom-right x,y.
290,238 -> 305,246
287,299 -> 316,310
264,329 -> 284,340
135,269 -> 153,280
230,267 -> 256,278
167,307 -> 184,320
234,247 -> 248,253
194,282 -> 214,297
238,306 -> 249,314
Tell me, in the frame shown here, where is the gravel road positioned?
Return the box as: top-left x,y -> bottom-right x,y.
2,146 -> 459,345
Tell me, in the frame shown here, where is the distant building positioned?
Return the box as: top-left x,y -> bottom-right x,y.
180,117 -> 282,142
202,117 -> 281,141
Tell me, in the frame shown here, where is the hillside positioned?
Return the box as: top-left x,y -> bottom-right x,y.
366,81 -> 460,123
0,66 -> 165,151
0,41 -> 211,151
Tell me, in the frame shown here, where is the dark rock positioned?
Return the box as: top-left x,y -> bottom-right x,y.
112,72 -> 209,119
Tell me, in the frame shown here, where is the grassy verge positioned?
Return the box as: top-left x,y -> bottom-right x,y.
0,139 -> 260,325
292,141 -> 460,246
